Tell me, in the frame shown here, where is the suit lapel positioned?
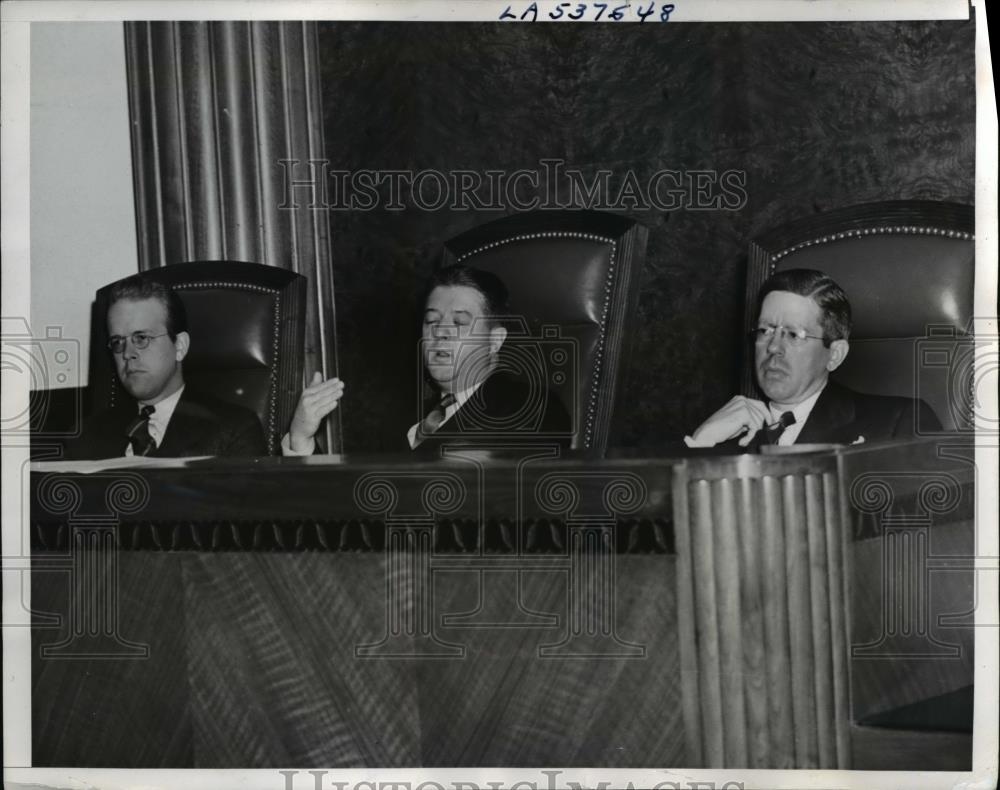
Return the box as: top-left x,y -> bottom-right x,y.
452,380 -> 490,432
155,392 -> 213,456
100,408 -> 136,458
415,374 -> 501,445
796,381 -> 855,444
155,411 -> 193,456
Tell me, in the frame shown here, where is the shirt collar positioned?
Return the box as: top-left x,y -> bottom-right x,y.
769,386 -> 822,423
768,382 -> 825,444
142,385 -> 185,441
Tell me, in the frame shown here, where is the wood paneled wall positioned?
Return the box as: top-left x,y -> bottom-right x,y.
315,20 -> 975,451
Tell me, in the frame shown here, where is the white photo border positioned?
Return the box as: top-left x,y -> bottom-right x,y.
2,1 -> 996,789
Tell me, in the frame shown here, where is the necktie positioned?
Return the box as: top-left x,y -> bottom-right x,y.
759,410 -> 796,446
125,405 -> 156,456
414,393 -> 457,447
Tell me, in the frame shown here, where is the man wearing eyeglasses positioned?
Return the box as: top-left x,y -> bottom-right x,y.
685,268 -> 940,449
65,275 -> 266,459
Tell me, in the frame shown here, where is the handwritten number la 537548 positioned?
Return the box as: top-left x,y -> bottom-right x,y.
500,2 -> 676,22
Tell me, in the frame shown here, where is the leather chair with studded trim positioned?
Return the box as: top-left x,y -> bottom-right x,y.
743,200 -> 975,433
88,261 -> 307,455
741,200 -> 976,770
442,210 -> 648,454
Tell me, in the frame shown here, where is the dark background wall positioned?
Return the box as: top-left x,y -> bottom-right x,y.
318,20 -> 975,452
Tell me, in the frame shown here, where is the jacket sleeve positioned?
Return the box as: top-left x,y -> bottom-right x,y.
912,398 -> 943,435
221,411 -> 269,456
889,397 -> 943,439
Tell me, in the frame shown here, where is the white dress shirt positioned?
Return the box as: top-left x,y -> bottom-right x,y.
124,385 -> 185,456
768,385 -> 824,446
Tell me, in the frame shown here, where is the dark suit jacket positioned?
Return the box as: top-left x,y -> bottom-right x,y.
794,380 -> 941,444
409,370 -> 573,456
65,389 -> 267,459
732,380 -> 941,451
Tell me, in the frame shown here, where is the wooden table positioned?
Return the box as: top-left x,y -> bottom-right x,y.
28,439 -> 975,769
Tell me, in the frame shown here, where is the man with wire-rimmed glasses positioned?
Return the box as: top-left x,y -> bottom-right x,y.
65,275 -> 265,459
684,268 -> 940,449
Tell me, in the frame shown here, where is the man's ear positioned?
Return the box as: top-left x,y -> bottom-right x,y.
489,325 -> 507,355
826,338 -> 849,372
174,331 -> 191,362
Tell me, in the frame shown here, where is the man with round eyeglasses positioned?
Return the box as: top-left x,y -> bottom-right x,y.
685,268 -> 941,449
66,275 -> 266,459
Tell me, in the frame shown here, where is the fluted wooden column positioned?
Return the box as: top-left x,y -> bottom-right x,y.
124,21 -> 341,450
673,452 -> 851,769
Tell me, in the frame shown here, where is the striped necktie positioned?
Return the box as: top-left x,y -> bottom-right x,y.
414,393 -> 457,447
125,405 -> 156,456
759,410 -> 796,446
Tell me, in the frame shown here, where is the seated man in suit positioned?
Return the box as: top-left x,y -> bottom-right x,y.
66,275 -> 267,459
285,264 -> 571,455
685,268 -> 941,449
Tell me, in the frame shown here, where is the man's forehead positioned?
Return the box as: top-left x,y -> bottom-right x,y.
759,290 -> 822,326
424,284 -> 487,314
108,297 -> 168,326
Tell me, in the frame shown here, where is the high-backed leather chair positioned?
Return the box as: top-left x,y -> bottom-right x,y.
89,261 -> 307,455
442,210 -> 648,453
744,201 -> 975,432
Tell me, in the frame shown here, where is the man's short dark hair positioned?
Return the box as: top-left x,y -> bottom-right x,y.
426,265 -> 510,322
108,275 -> 188,339
757,268 -> 852,345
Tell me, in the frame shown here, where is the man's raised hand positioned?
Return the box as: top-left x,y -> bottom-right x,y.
289,372 -> 345,453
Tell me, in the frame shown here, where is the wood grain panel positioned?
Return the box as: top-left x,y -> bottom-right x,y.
32,552 -> 193,767
840,441 -> 976,722
422,556 -> 682,766
32,550 -> 682,767
183,554 -> 422,766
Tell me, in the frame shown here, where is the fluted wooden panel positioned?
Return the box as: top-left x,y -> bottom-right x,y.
674,454 -> 851,768
125,21 -> 342,451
